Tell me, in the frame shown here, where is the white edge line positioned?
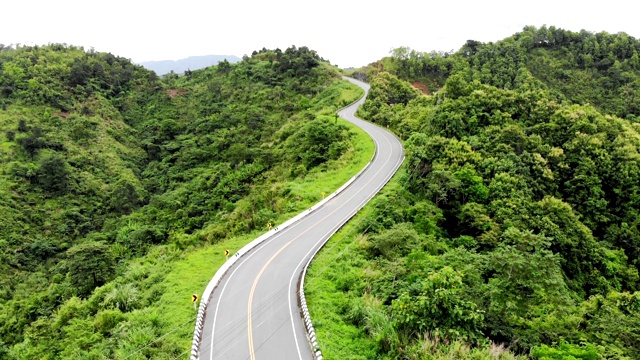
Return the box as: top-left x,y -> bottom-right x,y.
191,77 -> 377,360
289,150 -> 404,359
296,146 -> 404,359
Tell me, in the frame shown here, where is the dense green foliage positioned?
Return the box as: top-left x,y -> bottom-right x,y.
356,26 -> 640,121
311,26 -> 640,359
0,44 -> 368,358
5,26 -> 640,359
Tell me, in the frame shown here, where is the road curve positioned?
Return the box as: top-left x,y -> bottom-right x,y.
197,77 -> 404,360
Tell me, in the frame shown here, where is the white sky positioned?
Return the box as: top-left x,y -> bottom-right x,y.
2,0 -> 639,68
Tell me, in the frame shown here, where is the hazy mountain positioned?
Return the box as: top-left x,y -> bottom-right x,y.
139,54 -> 241,75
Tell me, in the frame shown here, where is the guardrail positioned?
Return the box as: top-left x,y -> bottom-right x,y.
296,142 -> 379,360
190,78 -> 371,360
297,134 -> 402,360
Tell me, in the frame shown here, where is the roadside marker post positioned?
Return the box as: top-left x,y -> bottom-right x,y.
224,249 -> 230,260
192,294 -> 198,310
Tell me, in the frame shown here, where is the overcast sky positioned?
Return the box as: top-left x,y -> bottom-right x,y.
2,0 -> 639,68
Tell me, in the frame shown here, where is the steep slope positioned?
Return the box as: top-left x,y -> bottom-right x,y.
0,44 -> 368,359
358,26 -> 640,121
311,28 -> 640,359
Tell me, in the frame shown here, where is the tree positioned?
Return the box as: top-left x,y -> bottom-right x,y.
65,242 -> 115,298
579,291 -> 640,358
391,266 -> 484,343
367,223 -> 422,260
481,244 -> 576,351
36,155 -> 70,195
17,119 -> 28,132
109,178 -> 145,215
444,73 -> 472,99
17,133 -> 45,158
295,118 -> 348,169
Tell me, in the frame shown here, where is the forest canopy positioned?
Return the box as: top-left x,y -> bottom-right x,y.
3,25 -> 640,359
0,44 -> 364,358
309,26 -> 640,360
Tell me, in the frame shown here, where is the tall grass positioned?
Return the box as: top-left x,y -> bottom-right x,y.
124,79 -> 376,356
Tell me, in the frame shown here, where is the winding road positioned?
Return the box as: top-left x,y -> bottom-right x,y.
196,77 -> 404,359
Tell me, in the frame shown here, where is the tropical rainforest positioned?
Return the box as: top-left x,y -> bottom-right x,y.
306,25 -> 640,359
0,43 -> 368,359
2,24 -> 640,360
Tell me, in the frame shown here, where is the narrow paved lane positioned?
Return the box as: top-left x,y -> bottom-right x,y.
198,77 -> 404,359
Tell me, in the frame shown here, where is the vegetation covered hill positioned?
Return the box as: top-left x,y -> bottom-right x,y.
0,44 -> 368,358
356,25 -> 640,121
309,26 -> 640,359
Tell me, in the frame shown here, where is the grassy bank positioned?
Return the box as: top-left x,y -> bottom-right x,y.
303,175 -> 404,359
138,81 -> 376,356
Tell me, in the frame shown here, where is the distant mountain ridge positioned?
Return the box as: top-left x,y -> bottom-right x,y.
139,54 -> 241,75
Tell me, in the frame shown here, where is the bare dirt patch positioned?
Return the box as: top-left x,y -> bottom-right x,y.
412,82 -> 430,95
165,89 -> 188,98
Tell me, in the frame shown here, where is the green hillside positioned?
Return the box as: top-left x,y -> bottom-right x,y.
309,27 -> 640,359
0,44 -> 371,358
4,26 -> 640,360
355,26 -> 640,121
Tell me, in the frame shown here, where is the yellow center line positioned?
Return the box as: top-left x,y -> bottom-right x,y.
248,236 -> 298,360
247,199 -> 351,358
247,200 -> 353,358
247,128 -> 400,359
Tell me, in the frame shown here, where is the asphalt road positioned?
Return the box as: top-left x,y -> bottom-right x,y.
198,77 -> 404,360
